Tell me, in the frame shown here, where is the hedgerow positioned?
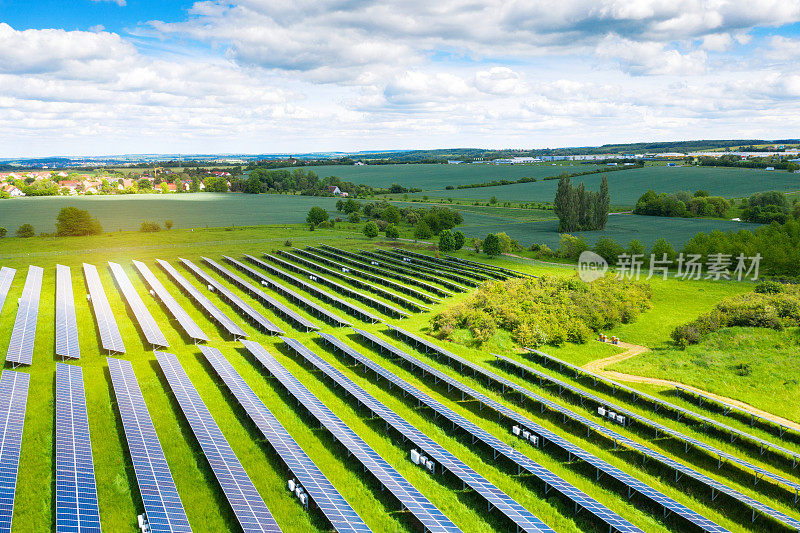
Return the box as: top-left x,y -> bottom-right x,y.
430,275 -> 652,347
671,284 -> 800,346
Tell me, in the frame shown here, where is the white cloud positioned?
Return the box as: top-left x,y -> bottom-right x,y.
596,34 -> 708,75
91,0 -> 127,6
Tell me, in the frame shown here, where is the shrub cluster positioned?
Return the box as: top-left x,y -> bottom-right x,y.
430,275 -> 652,347
671,284 -> 800,346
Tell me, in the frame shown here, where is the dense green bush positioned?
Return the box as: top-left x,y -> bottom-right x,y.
385,224 -> 399,239
671,285 -> 800,346
16,224 -> 35,238
139,221 -> 161,232
431,274 -> 652,347
55,207 -> 102,236
363,221 -> 378,238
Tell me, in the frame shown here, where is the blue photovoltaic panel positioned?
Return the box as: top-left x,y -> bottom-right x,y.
243,255 -> 379,324
371,250 -> 477,287
0,371 -> 30,533
107,358 -> 191,533
83,262 -> 126,354
381,249 -> 494,282
495,354 -> 800,501
241,340 -> 461,533
202,257 -> 318,332
440,252 -> 532,278
223,256 -> 349,327
200,345 -> 369,533
526,349 -> 800,478
108,262 -> 169,348
55,265 -> 80,359
303,247 -> 441,304
0,267 -> 16,317
132,260 -> 209,343
311,246 -> 451,298
56,363 -> 101,533
179,258 -> 282,335
356,250 -> 465,293
282,249 -> 430,312
269,253 -> 409,319
279,336 -> 553,533
6,265 -> 43,366
156,259 -> 248,339
155,351 -> 281,533
327,332 -> 643,533
388,325 -> 798,532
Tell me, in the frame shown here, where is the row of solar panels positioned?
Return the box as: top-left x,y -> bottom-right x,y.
1,248 -> 455,366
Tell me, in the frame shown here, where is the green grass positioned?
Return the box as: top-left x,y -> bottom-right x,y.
1,225 -> 799,532
409,165 -> 800,205
305,162 -> 603,190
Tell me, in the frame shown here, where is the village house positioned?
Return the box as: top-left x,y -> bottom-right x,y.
2,184 -> 25,197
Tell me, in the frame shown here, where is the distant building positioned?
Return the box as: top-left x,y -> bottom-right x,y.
765,167 -> 775,171
2,184 -> 24,197
447,160 -> 463,164
327,185 -> 342,195
354,161 -> 366,166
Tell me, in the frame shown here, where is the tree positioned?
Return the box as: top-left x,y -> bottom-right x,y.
165,220 -> 174,230
483,233 -> 502,257
336,199 -> 344,211
490,196 -> 498,204
138,178 -> 153,190
414,220 -> 433,240
159,182 -> 170,194
0,227 -> 6,238
204,176 -> 228,192
347,212 -> 361,223
139,221 -> 161,232
651,237 -> 677,264
597,175 -> 610,229
342,198 -> 361,214
56,207 -> 103,236
383,205 -> 401,223
627,239 -> 646,257
453,230 -> 465,251
385,224 -> 400,239
16,224 -> 35,238
438,230 -> 455,253
363,221 -> 378,238
306,206 -> 329,226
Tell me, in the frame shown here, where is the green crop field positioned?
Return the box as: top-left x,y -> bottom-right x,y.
409,165 -> 800,205
306,162 -> 603,189
0,224 -> 798,533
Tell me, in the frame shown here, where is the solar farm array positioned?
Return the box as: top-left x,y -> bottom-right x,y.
0,246 -> 798,532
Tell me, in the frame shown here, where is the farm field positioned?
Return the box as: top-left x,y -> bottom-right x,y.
408,165 -> 800,205
307,161 -> 604,189
0,226 -> 798,533
455,213 -> 760,248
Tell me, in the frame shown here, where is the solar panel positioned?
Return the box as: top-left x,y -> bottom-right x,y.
200,346 -> 369,533
56,363 -> 101,533
269,253 -> 409,319
356,251 -> 465,293
525,349 -> 800,472
155,259 -> 248,339
241,340 -> 461,533
6,265 -> 43,366
279,336 -> 553,533
132,260 -> 209,343
323,332 -> 643,533
243,255 -> 380,324
202,257 -> 317,332
55,265 -> 80,359
371,250 -> 477,287
83,262 -> 126,354
675,386 -> 800,440
0,267 -> 16,318
391,248 -> 522,280
312,245 -> 451,298
0,371 -> 29,533
387,325 -> 800,532
155,351 -> 281,533
495,354 -> 800,501
107,357 -> 191,533
109,262 -> 169,348
179,258 -> 282,335
381,249 -> 494,282
223,256 -> 349,327
283,249 -> 433,311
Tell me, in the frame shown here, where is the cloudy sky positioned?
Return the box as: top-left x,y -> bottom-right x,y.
1,0 -> 800,156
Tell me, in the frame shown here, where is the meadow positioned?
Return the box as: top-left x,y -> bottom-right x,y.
408,165 -> 800,205
0,224 -> 798,532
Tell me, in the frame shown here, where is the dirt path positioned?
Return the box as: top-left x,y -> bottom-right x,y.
583,342 -> 800,433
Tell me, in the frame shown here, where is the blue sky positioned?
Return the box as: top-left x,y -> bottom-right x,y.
1,1 -> 800,156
